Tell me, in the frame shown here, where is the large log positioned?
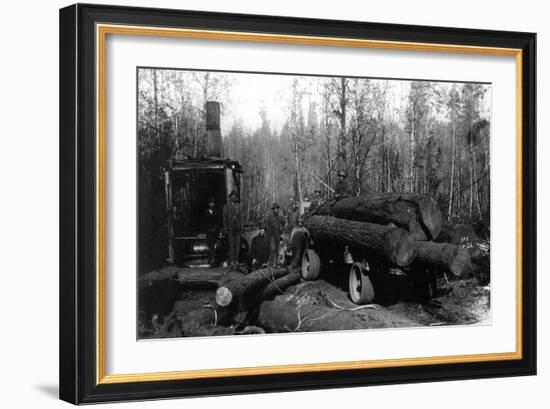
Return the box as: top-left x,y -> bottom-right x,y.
215,267 -> 289,310
435,223 -> 489,282
258,298 -> 368,332
176,267 -> 228,289
415,241 -> 472,276
316,193 -> 442,240
260,272 -> 302,301
304,215 -> 417,267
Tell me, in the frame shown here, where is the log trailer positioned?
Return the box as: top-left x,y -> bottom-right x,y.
300,195 -> 473,306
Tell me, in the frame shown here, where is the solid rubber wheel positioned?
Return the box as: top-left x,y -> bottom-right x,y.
301,249 -> 321,280
349,262 -> 375,305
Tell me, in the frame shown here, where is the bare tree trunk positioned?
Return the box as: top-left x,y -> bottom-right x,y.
337,78 -> 348,168
153,69 -> 159,148
448,116 -> 456,219
409,114 -> 416,193
472,147 -> 483,220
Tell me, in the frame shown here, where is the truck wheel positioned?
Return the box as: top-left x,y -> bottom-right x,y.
349,262 -> 375,304
301,249 -> 321,280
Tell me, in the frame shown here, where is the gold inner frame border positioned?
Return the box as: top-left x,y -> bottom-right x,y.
95,23 -> 523,385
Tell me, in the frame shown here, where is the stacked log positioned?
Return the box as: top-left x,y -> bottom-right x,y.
304,188 -> 485,278
415,241 -> 472,276
304,215 -> 416,267
315,193 -> 442,240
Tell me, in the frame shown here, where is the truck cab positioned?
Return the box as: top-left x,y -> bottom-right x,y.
164,158 -> 245,266
163,101 -> 247,266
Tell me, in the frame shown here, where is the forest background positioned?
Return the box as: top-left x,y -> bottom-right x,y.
137,68 -> 491,270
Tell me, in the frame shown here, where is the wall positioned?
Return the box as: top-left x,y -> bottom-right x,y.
0,0 -> 546,407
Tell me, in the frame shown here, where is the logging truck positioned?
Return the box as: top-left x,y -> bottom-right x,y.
300,194 -> 473,306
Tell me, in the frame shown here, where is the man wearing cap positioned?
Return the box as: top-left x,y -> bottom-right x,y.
249,222 -> 270,270
265,203 -> 286,267
222,190 -> 242,267
204,197 -> 220,266
334,170 -> 351,198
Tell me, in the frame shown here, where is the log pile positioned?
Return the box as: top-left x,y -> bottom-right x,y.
305,215 -> 416,267
306,192 -> 485,278
164,266 -> 301,337
315,193 -> 442,240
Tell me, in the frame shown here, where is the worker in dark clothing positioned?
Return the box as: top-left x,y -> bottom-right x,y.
249,222 -> 270,270
334,170 -> 350,198
222,190 -> 242,267
287,201 -> 300,233
204,197 -> 220,266
309,189 -> 323,211
265,202 -> 286,267
289,217 -> 310,270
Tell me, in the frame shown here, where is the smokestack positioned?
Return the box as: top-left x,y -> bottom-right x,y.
205,101 -> 222,157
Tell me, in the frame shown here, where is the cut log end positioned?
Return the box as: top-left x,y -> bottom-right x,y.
417,196 -> 442,240
415,241 -> 473,277
384,228 -> 417,267
449,247 -> 472,277
215,287 -> 233,307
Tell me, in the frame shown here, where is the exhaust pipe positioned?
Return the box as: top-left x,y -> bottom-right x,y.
206,101 -> 222,157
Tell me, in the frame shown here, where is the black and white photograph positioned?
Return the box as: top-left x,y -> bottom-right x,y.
137,68 -> 492,339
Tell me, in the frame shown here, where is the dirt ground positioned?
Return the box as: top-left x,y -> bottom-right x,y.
138,266 -> 490,338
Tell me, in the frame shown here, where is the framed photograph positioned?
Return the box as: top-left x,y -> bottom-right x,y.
59,3 -> 536,404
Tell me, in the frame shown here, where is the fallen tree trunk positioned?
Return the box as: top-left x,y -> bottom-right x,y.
258,298 -> 368,332
218,270 -> 247,287
215,267 -> 289,310
176,267 -> 229,289
260,272 -> 301,301
415,241 -> 472,276
304,215 -> 417,267
315,193 -> 442,240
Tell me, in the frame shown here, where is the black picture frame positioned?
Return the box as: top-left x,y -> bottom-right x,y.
60,3 -> 536,404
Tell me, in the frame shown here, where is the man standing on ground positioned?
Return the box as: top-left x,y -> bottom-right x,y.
204,197 -> 220,266
265,202 -> 285,267
287,201 -> 300,233
249,222 -> 270,270
222,190 -> 242,267
289,217 -> 310,271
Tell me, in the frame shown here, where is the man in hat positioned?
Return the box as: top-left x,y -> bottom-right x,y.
289,217 -> 310,270
309,189 -> 324,211
249,221 -> 270,270
287,201 -> 300,234
222,190 -> 242,267
204,197 -> 220,266
334,170 -> 350,198
265,202 -> 286,266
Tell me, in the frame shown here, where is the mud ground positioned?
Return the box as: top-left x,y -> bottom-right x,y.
138,267 -> 490,339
